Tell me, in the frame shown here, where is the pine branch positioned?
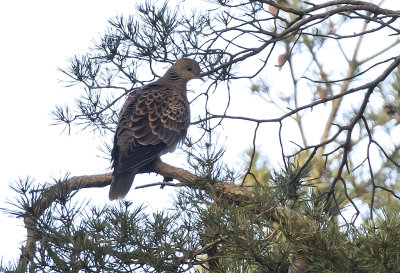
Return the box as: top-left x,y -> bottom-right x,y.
16,159 -> 310,272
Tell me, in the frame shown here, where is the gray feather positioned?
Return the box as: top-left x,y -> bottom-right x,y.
109,171 -> 136,200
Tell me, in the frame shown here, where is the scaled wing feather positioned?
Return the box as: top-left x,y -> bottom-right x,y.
112,84 -> 190,174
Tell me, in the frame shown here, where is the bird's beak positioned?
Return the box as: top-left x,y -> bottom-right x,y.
198,73 -> 205,82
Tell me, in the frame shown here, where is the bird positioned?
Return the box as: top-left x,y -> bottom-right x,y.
109,58 -> 201,200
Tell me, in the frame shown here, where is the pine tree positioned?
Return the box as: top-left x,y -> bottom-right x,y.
2,1 -> 400,272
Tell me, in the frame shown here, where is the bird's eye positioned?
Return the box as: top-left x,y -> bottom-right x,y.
187,67 -> 193,72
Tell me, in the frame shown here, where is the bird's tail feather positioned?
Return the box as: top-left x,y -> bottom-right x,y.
109,171 -> 136,200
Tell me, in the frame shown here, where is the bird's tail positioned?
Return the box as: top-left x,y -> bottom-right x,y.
109,171 -> 136,200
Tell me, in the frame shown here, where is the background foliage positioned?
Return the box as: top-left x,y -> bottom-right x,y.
2,0 -> 400,272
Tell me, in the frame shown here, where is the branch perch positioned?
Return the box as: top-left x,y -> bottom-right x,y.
17,159 -> 307,272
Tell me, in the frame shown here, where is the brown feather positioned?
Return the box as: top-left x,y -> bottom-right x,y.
110,58 -> 201,200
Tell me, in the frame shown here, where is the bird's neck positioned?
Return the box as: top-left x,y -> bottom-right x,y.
157,68 -> 188,94
165,69 -> 181,82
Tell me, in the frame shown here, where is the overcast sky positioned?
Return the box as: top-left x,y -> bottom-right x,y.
0,0 -> 144,263
1,0 -> 398,266
1,0 -> 255,263
0,0 -> 252,263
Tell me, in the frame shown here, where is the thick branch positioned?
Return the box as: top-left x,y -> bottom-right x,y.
17,159 -> 306,271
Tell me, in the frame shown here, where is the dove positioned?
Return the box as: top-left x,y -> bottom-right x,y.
109,58 -> 201,200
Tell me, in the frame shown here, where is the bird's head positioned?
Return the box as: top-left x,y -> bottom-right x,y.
166,58 -> 202,83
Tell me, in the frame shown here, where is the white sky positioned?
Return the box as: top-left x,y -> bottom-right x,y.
0,0 -> 398,266
0,0 -> 255,263
0,0 -> 141,263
